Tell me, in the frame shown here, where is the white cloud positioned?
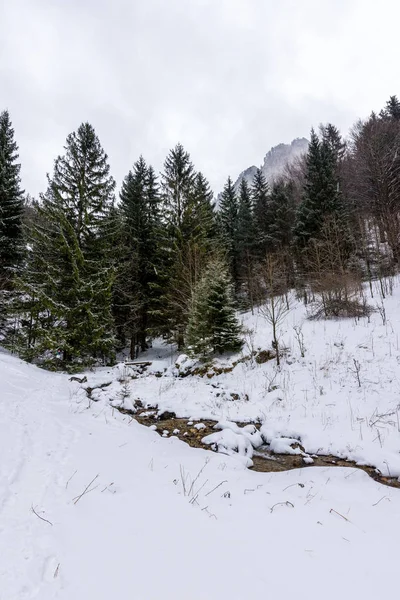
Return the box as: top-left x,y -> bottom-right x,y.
1,0 -> 399,196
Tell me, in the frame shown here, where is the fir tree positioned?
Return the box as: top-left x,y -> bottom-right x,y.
218,176 -> 239,282
265,180 -> 295,250
237,178 -> 256,307
13,123 -> 116,365
162,143 -> 196,235
294,127 -> 353,271
159,145 -> 213,348
192,172 -> 217,244
294,128 -> 346,247
116,156 -> 161,356
381,95 -> 400,120
186,257 -> 242,358
252,168 -> 269,257
0,110 -> 24,285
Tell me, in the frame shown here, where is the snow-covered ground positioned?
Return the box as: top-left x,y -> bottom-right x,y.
84,278 -> 400,476
1,279 -> 400,599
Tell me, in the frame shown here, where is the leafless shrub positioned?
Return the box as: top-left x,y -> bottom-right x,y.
293,324 -> 306,357
255,254 -> 291,367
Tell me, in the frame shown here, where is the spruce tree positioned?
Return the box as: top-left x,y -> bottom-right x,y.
237,178 -> 256,307
159,144 -> 213,348
162,143 -> 196,235
293,128 -> 346,247
382,95 -> 400,120
265,180 -> 295,250
116,156 -> 161,356
14,123 -> 116,366
0,110 -> 24,285
294,127 -> 353,272
252,168 -> 269,257
218,176 -> 239,283
192,172 -> 217,244
186,257 -> 242,358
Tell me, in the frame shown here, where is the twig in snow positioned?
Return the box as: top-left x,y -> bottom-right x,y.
65,469 -> 77,489
270,501 -> 294,513
372,496 -> 390,507
189,479 -> 209,505
54,563 -> 60,578
73,474 -> 99,505
329,508 -> 350,522
101,482 -> 114,493
205,480 -> 228,497
283,483 -> 305,492
188,458 -> 210,497
31,505 -> 53,526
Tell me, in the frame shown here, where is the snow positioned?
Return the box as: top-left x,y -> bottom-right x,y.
2,279 -> 400,598
81,277 -> 400,478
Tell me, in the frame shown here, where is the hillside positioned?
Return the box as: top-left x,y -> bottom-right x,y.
1,277 -> 400,599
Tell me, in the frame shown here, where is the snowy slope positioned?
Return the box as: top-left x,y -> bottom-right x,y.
1,303 -> 400,599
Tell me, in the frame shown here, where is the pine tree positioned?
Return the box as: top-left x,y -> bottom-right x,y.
186,257 -> 242,358
265,180 -> 295,249
218,176 -> 239,282
294,127 -> 353,275
116,156 -> 161,356
0,110 -> 24,285
294,128 -> 346,247
252,168 -> 269,257
381,95 -> 400,120
192,172 -> 217,244
13,123 -> 116,366
159,145 -> 213,348
237,178 -> 256,307
320,123 -> 346,164
162,143 -> 196,235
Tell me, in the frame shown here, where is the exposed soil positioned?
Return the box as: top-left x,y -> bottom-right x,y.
115,403 -> 400,489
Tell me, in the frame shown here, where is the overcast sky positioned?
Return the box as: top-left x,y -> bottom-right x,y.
1,0 -> 399,197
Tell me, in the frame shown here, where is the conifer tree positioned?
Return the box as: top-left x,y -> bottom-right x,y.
0,110 -> 24,285
237,178 -> 256,307
162,143 -> 196,235
294,128 -> 347,247
160,144 -> 204,348
265,180 -> 295,250
192,172 -> 217,244
116,156 -> 161,356
186,257 -> 242,358
14,123 -> 116,365
218,176 -> 239,283
381,95 -> 400,120
294,127 -> 353,275
252,168 -> 269,257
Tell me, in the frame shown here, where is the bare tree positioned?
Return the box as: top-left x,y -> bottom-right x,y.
256,254 -> 291,367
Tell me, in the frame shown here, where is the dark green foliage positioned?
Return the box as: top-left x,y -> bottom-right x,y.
237,178 -> 254,256
252,168 -> 269,256
12,123 -> 116,366
294,127 -> 349,249
265,180 -> 295,250
162,143 -> 196,235
237,178 -> 256,307
116,156 -> 161,356
186,257 -> 242,358
381,95 -> 400,121
159,144 -> 213,348
0,110 -> 24,284
192,172 -> 217,244
218,177 -> 239,281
